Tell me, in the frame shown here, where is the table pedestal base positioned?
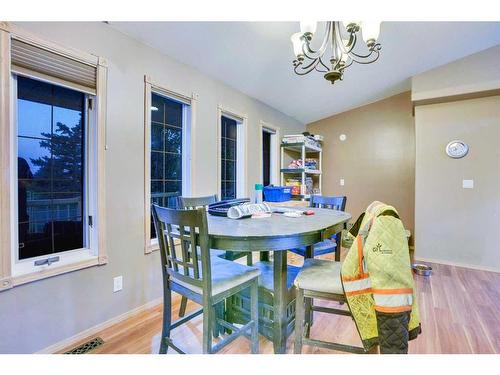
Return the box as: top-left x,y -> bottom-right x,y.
226,251 -> 299,354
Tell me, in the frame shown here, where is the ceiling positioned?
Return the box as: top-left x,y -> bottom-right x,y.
109,22 -> 500,124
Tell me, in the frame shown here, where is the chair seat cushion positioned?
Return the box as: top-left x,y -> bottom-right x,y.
294,258 -> 344,294
174,257 -> 260,296
290,239 -> 337,257
210,249 -> 226,258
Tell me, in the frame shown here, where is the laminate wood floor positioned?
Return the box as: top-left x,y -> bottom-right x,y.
59,253 -> 500,354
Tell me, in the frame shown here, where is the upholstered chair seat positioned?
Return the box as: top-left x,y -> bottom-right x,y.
293,258 -> 343,295
174,256 -> 260,296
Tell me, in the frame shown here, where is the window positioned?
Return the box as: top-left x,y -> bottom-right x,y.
144,76 -> 194,253
217,106 -> 247,201
220,116 -> 238,200
0,26 -> 107,291
16,76 -> 86,260
149,93 -> 190,238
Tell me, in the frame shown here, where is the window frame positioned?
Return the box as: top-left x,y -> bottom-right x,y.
217,105 -> 247,200
143,75 -> 197,254
12,74 -> 95,273
0,23 -> 108,291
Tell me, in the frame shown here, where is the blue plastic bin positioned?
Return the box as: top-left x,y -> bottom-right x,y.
263,186 -> 292,202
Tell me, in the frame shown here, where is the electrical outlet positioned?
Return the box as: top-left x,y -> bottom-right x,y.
113,276 -> 123,292
340,178 -> 345,186
462,179 -> 474,189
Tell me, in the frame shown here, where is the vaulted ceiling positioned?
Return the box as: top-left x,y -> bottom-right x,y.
110,22 -> 500,124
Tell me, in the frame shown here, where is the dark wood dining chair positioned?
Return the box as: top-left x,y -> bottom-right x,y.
178,194 -> 253,321
178,195 -> 224,319
289,195 -> 347,262
293,257 -> 372,354
152,204 -> 260,354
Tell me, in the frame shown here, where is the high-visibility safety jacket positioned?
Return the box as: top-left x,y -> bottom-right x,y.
341,201 -> 421,353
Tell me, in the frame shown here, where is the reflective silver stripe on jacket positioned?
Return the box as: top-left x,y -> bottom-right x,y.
343,277 -> 371,292
373,293 -> 413,307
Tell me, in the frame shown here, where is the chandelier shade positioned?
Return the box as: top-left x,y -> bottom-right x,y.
290,32 -> 304,58
299,21 -> 317,36
360,21 -> 381,45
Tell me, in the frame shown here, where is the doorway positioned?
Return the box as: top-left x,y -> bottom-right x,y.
262,126 -> 278,187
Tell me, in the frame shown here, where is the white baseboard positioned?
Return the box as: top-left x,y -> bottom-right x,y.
414,256 -> 500,273
36,297 -> 163,354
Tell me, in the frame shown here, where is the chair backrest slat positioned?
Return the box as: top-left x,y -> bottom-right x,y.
310,195 -> 347,211
178,224 -> 191,277
151,204 -> 212,294
179,195 -> 218,210
189,225 -> 200,279
165,223 -> 180,273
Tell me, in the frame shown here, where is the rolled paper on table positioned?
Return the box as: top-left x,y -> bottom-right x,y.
227,202 -> 272,219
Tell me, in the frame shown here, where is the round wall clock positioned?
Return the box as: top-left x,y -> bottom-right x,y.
445,140 -> 469,159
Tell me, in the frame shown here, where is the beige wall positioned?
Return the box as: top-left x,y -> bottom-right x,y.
0,22 -> 304,353
415,96 -> 500,270
412,45 -> 500,103
307,92 -> 415,237
413,45 -> 500,271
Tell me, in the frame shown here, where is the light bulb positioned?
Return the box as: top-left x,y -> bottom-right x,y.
300,21 -> 317,36
290,32 -> 305,58
361,21 -> 381,44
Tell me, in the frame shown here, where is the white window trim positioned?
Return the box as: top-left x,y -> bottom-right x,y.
143,75 -> 197,254
217,105 -> 248,200
259,120 -> 281,186
0,23 -> 108,291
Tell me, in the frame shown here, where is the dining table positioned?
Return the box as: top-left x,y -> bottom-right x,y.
206,206 -> 351,353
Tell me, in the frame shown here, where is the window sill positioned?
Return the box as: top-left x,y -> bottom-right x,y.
1,255 -> 106,292
146,243 -> 160,253
146,238 -> 181,254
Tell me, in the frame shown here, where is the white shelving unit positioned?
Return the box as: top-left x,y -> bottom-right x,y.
280,141 -> 322,200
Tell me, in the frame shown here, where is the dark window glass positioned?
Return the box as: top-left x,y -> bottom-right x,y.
165,126 -> 182,154
165,100 -> 183,127
262,131 -> 271,186
150,93 -> 185,238
17,76 -> 85,260
220,116 -> 237,200
151,123 -> 164,151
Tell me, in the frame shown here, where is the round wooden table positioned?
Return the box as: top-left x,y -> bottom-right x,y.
206,207 -> 351,353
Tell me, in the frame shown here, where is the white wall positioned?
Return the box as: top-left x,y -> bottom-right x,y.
413,45 -> 500,271
0,22 -> 304,353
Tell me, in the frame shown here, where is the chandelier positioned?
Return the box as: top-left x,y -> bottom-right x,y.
290,21 -> 382,84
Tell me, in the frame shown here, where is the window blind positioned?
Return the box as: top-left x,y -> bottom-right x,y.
11,38 -> 97,93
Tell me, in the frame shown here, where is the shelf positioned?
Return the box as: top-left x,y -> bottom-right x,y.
281,142 -> 322,153
290,194 -> 318,200
281,168 -> 321,175
281,138 -> 322,201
